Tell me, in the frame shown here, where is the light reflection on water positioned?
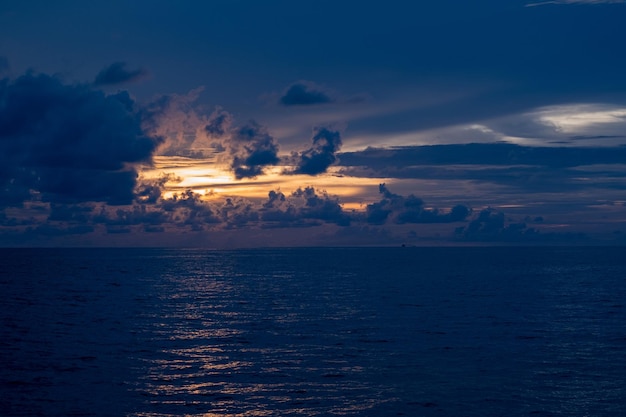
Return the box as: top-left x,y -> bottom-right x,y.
132,253 -> 393,416
1,247 -> 626,416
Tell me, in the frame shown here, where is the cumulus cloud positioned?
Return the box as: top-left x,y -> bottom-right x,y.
365,184 -> 471,225
0,73 -> 162,207
93,204 -> 168,229
94,186 -> 351,233
135,173 -> 179,204
205,107 -> 234,138
290,187 -> 351,226
159,189 -> 221,230
257,187 -> 350,226
287,127 -> 342,175
48,204 -> 92,222
228,122 -> 280,179
143,93 -> 279,178
279,81 -> 335,106
455,208 -> 546,242
94,62 -> 148,86
142,87 -> 216,158
2,176 -> 589,246
31,223 -> 95,237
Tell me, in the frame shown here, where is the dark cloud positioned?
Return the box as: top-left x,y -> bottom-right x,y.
106,226 -> 132,234
135,173 -> 178,204
32,224 -> 95,236
220,198 -> 259,228
160,189 -> 221,230
48,204 -> 92,222
365,184 -> 471,225
205,107 -> 233,138
229,122 -> 280,179
339,143 -> 626,169
279,82 -> 334,106
338,143 -> 626,195
93,62 -> 148,86
263,190 -> 286,208
0,179 -> 597,245
144,225 -> 165,233
259,187 -> 350,227
289,127 -> 342,175
291,187 -> 351,226
463,208 -> 507,238
93,204 -> 168,228
0,72 -> 162,207
453,208 -> 588,242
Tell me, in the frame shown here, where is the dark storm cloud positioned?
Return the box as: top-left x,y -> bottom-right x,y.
93,62 -> 148,86
229,122 -> 280,179
366,184 -> 470,225
263,190 -> 286,208
0,72 -> 162,207
288,127 -> 342,175
280,82 -> 334,106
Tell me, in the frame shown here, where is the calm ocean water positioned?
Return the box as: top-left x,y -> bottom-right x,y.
1,246 -> 625,416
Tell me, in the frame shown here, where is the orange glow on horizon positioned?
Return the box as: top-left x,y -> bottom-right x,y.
142,155 -> 383,205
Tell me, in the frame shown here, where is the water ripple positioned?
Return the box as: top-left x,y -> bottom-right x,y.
1,247 -> 626,416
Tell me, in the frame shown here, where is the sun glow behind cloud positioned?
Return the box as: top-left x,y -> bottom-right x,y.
535,105 -> 626,133
142,156 -> 380,209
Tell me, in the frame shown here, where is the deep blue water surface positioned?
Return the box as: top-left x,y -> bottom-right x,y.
1,247 -> 625,416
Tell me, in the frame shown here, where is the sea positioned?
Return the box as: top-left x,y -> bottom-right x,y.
1,246 -> 625,417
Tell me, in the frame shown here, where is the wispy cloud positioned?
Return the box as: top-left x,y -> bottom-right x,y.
94,62 -> 148,86
526,0 -> 625,7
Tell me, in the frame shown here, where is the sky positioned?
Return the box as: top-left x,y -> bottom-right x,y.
1,0 -> 626,247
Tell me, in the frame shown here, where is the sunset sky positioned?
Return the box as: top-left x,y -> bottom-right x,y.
1,0 -> 626,247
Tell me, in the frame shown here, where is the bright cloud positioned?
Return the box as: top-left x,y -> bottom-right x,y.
534,105 -> 626,134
